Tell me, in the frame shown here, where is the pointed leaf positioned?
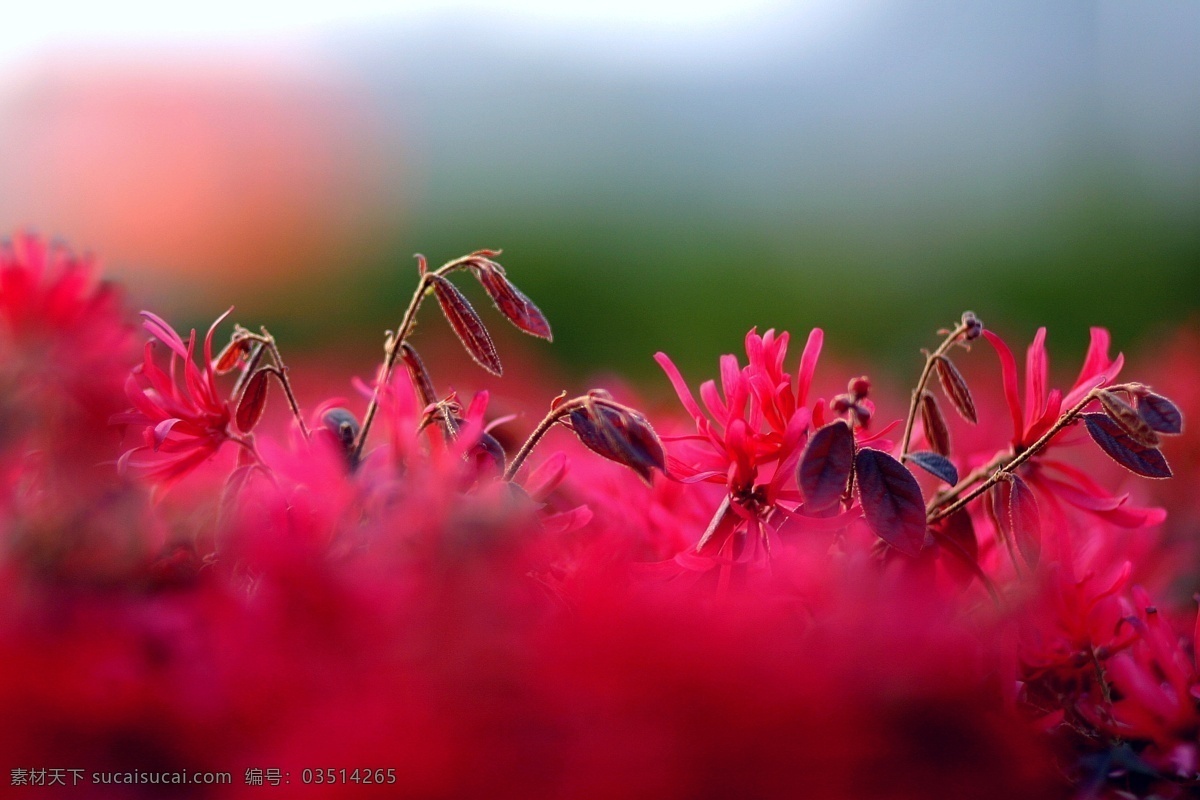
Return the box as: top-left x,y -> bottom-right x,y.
1083,413 -> 1172,479
1006,475 -> 1041,569
854,448 -> 926,557
429,275 -> 502,376
919,391 -> 952,456
474,264 -> 553,340
400,342 -> 437,406
1137,392 -> 1183,435
930,508 -> 980,590
236,369 -> 270,433
905,450 -> 959,486
797,420 -> 853,513
1097,389 -> 1159,447
934,355 -> 977,424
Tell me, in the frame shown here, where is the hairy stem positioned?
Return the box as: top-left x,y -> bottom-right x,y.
900,321 -> 969,458
259,327 -> 309,439
502,395 -> 645,482
927,388 -> 1106,524
236,329 -> 310,439
353,255 -> 480,462
926,451 -> 1011,513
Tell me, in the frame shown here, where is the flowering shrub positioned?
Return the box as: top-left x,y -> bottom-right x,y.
1,231 -> 1197,798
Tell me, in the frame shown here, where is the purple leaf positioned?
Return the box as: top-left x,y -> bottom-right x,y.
906,450 -> 959,486
1096,389 -> 1159,447
854,447 -> 926,557
934,355 -> 977,424
236,369 -> 269,433
931,508 -> 979,590
1137,392 -> 1183,435
919,391 -> 952,456
1006,475 -> 1041,569
797,420 -> 854,513
1083,412 -> 1172,479
429,275 -> 502,376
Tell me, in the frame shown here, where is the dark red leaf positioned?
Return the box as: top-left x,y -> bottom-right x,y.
475,264 -> 553,341
854,447 -> 926,557
1006,475 -> 1041,569
930,508 -> 979,589
1097,389 -> 1159,447
429,275 -> 502,376
919,391 -> 952,456
934,355 -> 977,424
905,450 -> 959,486
400,342 -> 437,407
1137,392 -> 1183,435
569,402 -> 666,483
1083,412 -> 1172,479
236,369 -> 269,433
797,420 -> 854,513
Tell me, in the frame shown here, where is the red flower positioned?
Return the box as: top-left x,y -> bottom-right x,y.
656,327 -> 822,499
0,231 -> 133,430
982,327 -> 1161,532
984,326 -> 1123,450
112,310 -> 236,485
653,328 -> 825,582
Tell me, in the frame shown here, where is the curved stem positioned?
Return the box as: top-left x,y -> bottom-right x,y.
927,388 -> 1101,524
353,274 -> 429,462
502,395 -> 646,482
235,329 -> 310,439
352,255 -> 482,463
900,321 -> 968,458
259,327 -> 309,439
926,450 -> 1011,513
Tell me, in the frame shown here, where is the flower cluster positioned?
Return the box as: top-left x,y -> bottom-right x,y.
2,232 -> 1198,799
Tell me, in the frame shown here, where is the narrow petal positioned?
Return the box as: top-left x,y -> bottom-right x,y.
140,310 -> 190,358
152,418 -> 183,450
654,352 -> 705,423
982,329 -> 1024,446
1024,327 -> 1048,429
796,328 -> 823,408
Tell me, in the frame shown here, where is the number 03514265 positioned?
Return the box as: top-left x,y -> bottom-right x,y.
301,769 -> 397,784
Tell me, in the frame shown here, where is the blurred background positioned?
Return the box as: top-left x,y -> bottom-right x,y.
1,0 -> 1197,388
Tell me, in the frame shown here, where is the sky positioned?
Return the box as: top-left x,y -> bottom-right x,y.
0,0 -> 866,68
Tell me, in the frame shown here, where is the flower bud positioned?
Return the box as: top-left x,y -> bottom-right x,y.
961,311 -> 983,341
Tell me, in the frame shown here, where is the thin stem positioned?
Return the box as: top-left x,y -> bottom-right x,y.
232,341 -> 266,398
502,395 -> 645,482
928,388 -> 1103,524
503,400 -> 582,482
352,254 -> 481,463
235,329 -> 310,439
259,327 -> 309,439
926,450 -> 1011,513
899,321 -> 968,458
